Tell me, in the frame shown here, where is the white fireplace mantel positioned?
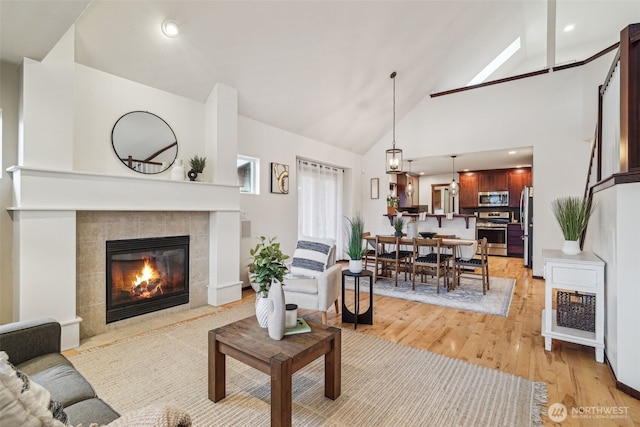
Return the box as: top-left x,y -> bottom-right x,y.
7,166 -> 242,350
6,166 -> 239,212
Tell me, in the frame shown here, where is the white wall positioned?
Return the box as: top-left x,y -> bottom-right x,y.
74,65 -> 206,177
237,115 -> 362,283
362,52 -> 614,276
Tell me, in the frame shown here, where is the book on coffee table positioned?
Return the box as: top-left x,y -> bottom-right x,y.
284,317 -> 312,335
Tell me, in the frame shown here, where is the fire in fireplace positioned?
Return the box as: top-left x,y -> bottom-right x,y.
106,235 -> 189,323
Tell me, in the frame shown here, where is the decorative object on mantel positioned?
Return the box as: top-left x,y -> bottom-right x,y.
551,196 -> 594,255
385,71 -> 403,174
270,162 -> 289,194
387,195 -> 399,215
170,159 -> 185,181
392,217 -> 405,237
188,155 -> 206,181
247,236 -> 289,328
448,155 -> 459,197
345,213 -> 367,274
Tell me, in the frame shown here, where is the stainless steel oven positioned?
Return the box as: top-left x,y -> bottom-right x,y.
476,212 -> 509,256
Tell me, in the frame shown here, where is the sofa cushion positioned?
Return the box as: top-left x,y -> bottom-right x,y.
20,355 -> 97,408
290,237 -> 335,278
0,351 -> 68,427
64,398 -> 120,427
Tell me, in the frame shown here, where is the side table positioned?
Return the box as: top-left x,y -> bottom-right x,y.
341,269 -> 373,329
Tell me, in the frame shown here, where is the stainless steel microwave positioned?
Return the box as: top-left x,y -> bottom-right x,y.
478,191 -> 509,207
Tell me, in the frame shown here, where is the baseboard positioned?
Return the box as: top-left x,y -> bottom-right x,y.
605,353 -> 640,400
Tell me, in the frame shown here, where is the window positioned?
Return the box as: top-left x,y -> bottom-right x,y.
237,155 -> 259,194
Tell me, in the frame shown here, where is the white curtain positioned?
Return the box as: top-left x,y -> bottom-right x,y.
297,159 -> 344,259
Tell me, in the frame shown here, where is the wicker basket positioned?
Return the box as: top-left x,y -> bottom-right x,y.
556,291 -> 595,332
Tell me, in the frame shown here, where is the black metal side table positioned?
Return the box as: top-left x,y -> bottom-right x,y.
341,269 -> 373,330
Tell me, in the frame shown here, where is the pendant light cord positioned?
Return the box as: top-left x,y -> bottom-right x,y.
391,71 -> 397,149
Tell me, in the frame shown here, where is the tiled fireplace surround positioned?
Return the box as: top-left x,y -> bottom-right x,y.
8,166 -> 242,350
77,211 -> 210,339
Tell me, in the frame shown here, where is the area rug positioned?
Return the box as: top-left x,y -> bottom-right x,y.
344,274 -> 515,317
69,303 -> 545,426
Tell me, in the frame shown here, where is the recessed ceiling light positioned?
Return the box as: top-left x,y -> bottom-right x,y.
463,169 -> 469,172
162,19 -> 180,38
508,150 -> 516,155
564,24 -> 575,32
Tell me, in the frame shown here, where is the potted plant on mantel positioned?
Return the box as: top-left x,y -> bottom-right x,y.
187,155 -> 207,181
345,213 -> 367,274
248,236 -> 289,328
551,196 -> 594,255
387,195 -> 399,215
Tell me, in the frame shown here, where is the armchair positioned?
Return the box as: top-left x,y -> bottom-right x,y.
282,237 -> 342,324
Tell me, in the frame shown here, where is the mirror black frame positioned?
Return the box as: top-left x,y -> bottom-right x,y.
111,111 -> 178,174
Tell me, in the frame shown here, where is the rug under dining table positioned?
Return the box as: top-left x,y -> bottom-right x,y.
69,303 -> 545,426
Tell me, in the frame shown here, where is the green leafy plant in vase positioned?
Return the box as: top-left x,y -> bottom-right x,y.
392,217 -> 405,237
345,213 -> 367,273
248,236 -> 290,328
387,195 -> 399,215
187,155 -> 207,181
551,196 -> 593,255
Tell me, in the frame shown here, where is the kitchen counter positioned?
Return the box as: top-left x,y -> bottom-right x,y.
384,213 -> 476,228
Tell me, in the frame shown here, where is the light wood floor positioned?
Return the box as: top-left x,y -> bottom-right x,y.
72,257 -> 639,426
305,256 -> 639,426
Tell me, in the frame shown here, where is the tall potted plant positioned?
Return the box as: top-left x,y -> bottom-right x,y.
345,213 -> 367,273
551,196 -> 593,255
248,236 -> 289,327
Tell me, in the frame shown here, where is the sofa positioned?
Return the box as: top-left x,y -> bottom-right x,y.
0,318 -> 191,427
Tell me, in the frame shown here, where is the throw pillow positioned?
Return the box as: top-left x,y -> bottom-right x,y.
0,351 -> 68,427
290,236 -> 335,278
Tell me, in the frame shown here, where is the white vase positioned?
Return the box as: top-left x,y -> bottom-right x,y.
267,281 -> 286,340
349,259 -> 363,274
562,240 -> 581,255
170,160 -> 185,181
255,292 -> 270,328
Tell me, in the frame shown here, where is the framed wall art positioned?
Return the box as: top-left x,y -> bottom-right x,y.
370,178 -> 379,199
270,162 -> 289,194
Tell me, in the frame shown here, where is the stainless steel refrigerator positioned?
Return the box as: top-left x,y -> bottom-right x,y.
520,186 -> 533,268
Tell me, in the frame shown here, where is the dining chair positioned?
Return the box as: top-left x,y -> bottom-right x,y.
374,235 -> 412,286
412,238 -> 450,293
453,237 -> 490,294
362,232 -> 380,274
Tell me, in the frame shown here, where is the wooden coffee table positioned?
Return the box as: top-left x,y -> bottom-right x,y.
208,316 -> 341,427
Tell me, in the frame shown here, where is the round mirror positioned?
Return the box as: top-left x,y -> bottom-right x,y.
111,111 -> 178,174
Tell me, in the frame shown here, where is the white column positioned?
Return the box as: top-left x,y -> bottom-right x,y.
208,210 -> 242,305
13,210 -> 81,350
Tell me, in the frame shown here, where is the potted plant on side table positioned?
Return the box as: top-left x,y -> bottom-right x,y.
248,236 -> 289,332
387,195 -> 399,215
345,213 -> 367,274
551,196 -> 594,255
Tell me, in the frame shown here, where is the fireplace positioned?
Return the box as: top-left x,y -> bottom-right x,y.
106,235 -> 189,323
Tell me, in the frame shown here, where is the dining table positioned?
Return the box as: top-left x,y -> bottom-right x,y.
364,235 -> 475,290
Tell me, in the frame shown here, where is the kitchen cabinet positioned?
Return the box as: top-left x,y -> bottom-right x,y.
507,223 -> 524,257
478,171 -> 508,192
458,173 -> 478,208
541,250 -> 605,363
508,168 -> 532,207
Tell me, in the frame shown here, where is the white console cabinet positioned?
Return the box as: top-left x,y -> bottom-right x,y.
542,249 -> 605,363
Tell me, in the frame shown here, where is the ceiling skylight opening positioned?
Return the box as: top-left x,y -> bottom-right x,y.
467,37 -> 521,87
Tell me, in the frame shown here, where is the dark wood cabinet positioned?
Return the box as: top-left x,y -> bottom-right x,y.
478,171 -> 508,192
507,223 -> 524,257
459,173 -> 478,208
508,168 -> 532,207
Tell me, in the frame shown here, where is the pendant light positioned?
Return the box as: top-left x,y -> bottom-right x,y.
405,160 -> 415,200
449,155 -> 459,197
385,71 -> 403,174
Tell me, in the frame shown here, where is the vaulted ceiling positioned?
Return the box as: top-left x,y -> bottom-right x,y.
2,0 -> 639,161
